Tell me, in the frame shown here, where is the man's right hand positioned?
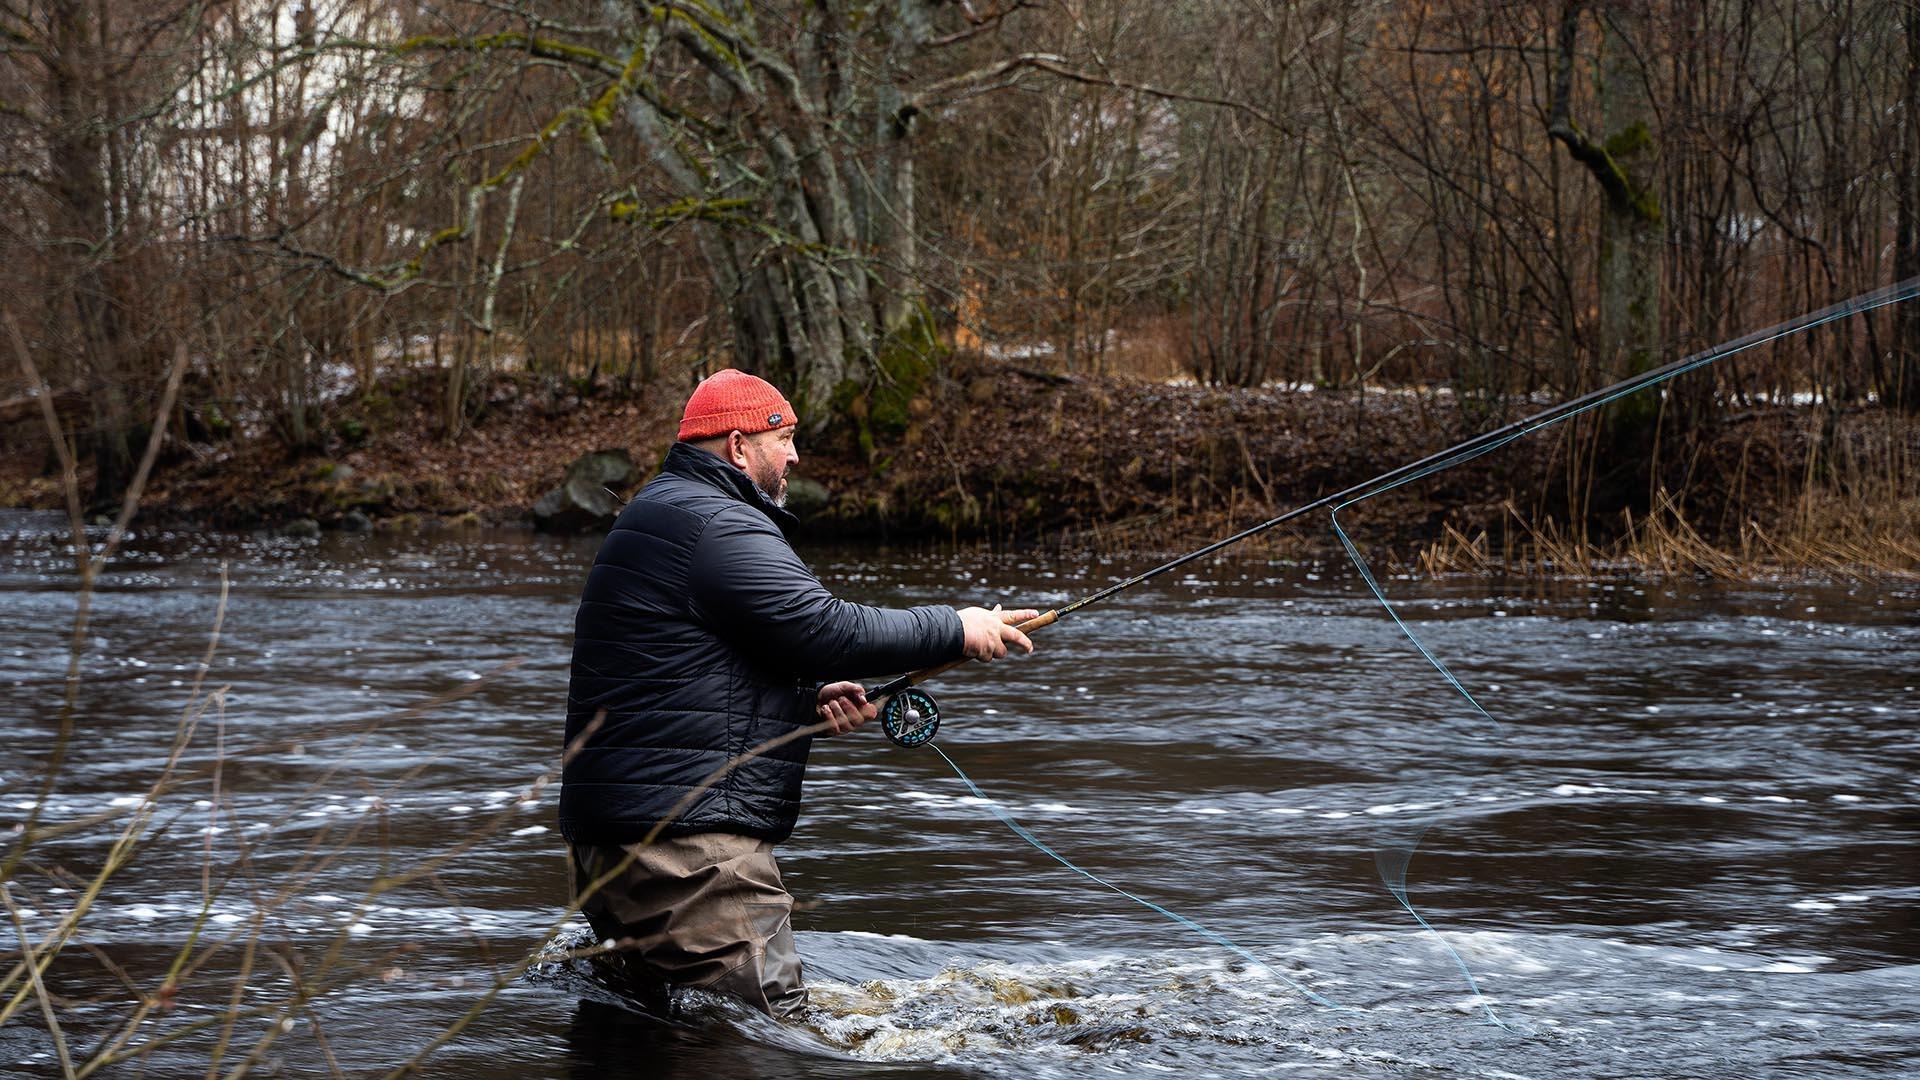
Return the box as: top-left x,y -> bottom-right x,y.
956,605 -> 1039,662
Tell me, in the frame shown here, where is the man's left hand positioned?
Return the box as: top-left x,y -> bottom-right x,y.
816,681 -> 877,735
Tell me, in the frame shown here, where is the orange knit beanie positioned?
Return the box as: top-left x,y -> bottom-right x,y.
676,369 -> 797,441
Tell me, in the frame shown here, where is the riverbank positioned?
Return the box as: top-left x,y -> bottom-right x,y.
3,362 -> 1915,575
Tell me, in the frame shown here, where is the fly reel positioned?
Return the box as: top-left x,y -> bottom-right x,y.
879,687 -> 941,747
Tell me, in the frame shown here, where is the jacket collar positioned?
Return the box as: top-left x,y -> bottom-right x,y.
661,441 -> 799,531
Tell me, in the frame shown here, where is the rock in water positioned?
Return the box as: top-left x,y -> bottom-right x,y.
532,449 -> 640,532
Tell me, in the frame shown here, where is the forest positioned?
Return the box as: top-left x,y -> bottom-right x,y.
3,6 -> 1918,1075
2,0 -> 1916,572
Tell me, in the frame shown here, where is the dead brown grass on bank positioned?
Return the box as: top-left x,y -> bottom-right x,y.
1754,408 -> 1920,579
1414,520 -> 1502,577
1748,491 -> 1920,580
1415,487 -> 1920,582
7,352 -> 1918,586
1621,491 -> 1755,579
1084,315 -> 1191,384
1413,504 -> 1610,579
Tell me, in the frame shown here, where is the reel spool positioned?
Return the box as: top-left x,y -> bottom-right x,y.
880,687 -> 941,747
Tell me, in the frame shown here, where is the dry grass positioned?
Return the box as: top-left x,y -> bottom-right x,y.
1415,487 -> 1920,582
1091,314 -> 1191,384
1414,520 -> 1500,576
2,311 -> 865,1073
1746,491 -> 1920,580
2,312 -> 591,1077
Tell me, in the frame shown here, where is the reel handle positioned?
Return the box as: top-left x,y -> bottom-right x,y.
870,609 -> 1058,705
867,610 -> 1056,748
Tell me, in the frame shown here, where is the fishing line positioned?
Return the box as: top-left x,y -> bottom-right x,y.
1369,829 -> 1536,1033
928,743 -> 1348,1010
1331,515 -> 1497,729
1321,275 -> 1920,1028
1334,515 -> 1514,1029
875,275 -> 1920,1024
871,274 -> 1920,744
1325,271 -> 1920,675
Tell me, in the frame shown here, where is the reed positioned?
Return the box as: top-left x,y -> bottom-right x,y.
3,314 -> 613,1076
1619,490 -> 1750,580
1414,521 -> 1495,576
1748,491 -> 1920,580
1413,486 -> 1919,582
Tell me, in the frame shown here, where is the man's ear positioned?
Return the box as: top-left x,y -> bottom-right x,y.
723,429 -> 750,468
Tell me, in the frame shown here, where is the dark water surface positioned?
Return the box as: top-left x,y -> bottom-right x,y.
1,510 -> 1915,1077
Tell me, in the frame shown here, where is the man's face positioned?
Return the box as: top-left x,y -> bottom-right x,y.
738,427 -> 799,506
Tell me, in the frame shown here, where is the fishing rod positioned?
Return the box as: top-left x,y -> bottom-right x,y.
866,275 -> 1920,747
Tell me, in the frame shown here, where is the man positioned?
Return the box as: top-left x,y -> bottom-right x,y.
559,368 -> 1034,1017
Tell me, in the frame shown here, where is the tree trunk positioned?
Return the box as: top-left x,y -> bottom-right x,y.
1547,1 -> 1664,507
1547,2 -> 1662,389
47,0 -> 136,502
1891,0 -> 1920,411
611,2 -> 945,432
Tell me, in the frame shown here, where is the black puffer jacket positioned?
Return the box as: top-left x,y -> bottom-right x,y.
559,442 -> 962,845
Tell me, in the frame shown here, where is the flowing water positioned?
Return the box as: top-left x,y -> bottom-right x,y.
1,509 -> 1915,1077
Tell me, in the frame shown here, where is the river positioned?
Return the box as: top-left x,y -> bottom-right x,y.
1,510 -> 1914,1077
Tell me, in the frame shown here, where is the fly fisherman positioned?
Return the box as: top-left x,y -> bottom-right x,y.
559,368 -> 1035,1017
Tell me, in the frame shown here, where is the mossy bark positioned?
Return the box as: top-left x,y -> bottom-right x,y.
1548,2 -> 1664,506
831,303 -> 946,461
606,3 -> 962,435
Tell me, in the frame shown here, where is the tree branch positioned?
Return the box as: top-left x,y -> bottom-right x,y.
907,53 -> 1287,133
925,0 -> 1040,48
393,31 -> 624,78
1545,1 -> 1647,220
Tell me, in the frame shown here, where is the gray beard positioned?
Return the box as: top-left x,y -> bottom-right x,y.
756,480 -> 788,508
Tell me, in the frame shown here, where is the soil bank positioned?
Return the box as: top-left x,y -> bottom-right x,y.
2,362 -> 1908,569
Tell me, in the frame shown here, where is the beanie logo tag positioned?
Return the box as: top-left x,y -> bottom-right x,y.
767,412 -> 783,425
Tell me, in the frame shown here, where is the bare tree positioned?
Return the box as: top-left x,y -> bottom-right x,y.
2,1 -> 212,501
5,0 -> 1916,527
1548,1 -> 1662,393
1895,1 -> 1920,410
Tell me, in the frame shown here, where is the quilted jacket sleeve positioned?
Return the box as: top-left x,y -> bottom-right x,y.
687,504 -> 964,680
